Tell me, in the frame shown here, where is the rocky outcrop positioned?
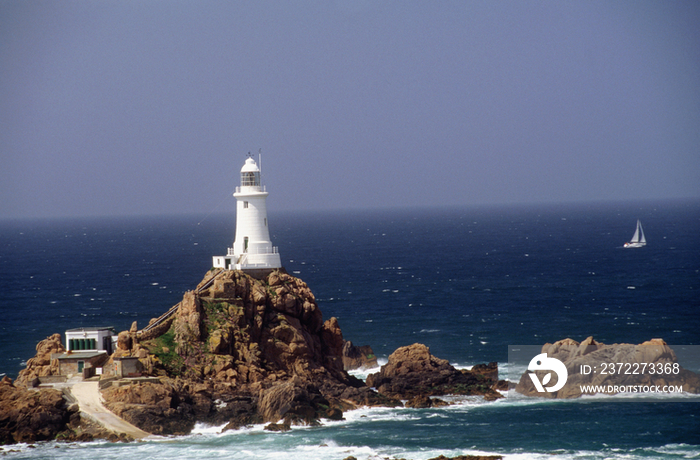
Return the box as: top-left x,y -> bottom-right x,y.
516,337 -> 700,398
342,341 -> 378,371
102,380 -> 193,435
366,343 -> 504,401
15,334 -> 65,388
4,269 -> 413,443
1,375 -> 150,445
0,376 -> 73,444
6,269 -> 512,443
157,269 -> 337,384
102,269 -> 385,433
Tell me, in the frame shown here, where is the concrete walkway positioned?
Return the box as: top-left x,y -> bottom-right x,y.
69,380 -> 151,440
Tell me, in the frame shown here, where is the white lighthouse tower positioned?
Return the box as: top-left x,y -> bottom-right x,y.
212,154 -> 282,273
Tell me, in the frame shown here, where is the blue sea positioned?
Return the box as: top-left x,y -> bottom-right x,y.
1,200 -> 699,459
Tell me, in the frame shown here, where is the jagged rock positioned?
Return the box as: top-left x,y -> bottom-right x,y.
173,291 -> 203,347
342,341 -> 378,371
320,317 -> 345,374
0,376 -> 72,444
102,270 -> 363,433
157,270 -> 334,384
15,334 -> 65,388
516,337 -> 700,398
366,343 -> 502,400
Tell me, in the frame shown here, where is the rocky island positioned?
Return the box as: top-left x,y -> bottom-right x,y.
516,336 -> 700,398
1,269 -> 504,444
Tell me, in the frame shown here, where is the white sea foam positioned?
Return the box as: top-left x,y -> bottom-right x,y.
503,444 -> 700,460
344,405 -> 422,423
189,422 -> 230,435
5,405 -> 697,460
17,439 -> 691,460
347,358 -> 386,381
291,440 -> 379,460
452,363 -> 473,371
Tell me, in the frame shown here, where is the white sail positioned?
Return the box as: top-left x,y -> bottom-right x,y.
631,220 -> 641,243
624,220 -> 646,248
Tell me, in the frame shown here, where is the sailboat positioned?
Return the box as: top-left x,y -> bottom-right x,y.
624,219 -> 646,248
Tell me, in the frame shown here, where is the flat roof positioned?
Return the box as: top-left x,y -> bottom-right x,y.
54,351 -> 107,360
65,327 -> 116,333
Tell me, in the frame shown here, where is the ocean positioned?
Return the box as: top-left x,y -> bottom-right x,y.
1,200 -> 699,459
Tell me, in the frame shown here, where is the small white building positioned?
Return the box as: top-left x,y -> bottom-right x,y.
213,155 -> 282,271
65,327 -> 117,354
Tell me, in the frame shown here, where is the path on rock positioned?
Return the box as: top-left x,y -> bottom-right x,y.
69,380 -> 151,440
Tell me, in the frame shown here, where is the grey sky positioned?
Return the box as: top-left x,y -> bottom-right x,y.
1,1 -> 699,219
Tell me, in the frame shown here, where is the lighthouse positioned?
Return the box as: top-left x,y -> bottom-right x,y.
212,155 -> 282,273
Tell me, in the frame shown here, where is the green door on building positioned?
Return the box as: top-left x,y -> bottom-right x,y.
77,361 -> 84,373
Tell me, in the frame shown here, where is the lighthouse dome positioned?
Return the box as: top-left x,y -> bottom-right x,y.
241,157 -> 260,173
240,157 -> 261,187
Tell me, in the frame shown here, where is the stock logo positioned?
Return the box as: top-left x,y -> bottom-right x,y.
527,353 -> 568,393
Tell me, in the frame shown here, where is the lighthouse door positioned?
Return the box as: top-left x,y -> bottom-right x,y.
244,237 -> 249,252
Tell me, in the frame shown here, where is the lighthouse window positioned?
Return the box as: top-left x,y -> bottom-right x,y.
241,171 -> 260,186
264,218 -> 267,226
243,201 -> 248,208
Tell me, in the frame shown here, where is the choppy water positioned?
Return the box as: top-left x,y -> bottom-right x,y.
1,200 -> 699,459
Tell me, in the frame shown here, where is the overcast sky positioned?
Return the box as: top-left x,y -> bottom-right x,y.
1,1 -> 699,219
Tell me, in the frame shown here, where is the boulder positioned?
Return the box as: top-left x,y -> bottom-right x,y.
117,330 -> 132,351
258,379 -> 307,424
257,377 -> 343,426
366,343 -> 502,400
